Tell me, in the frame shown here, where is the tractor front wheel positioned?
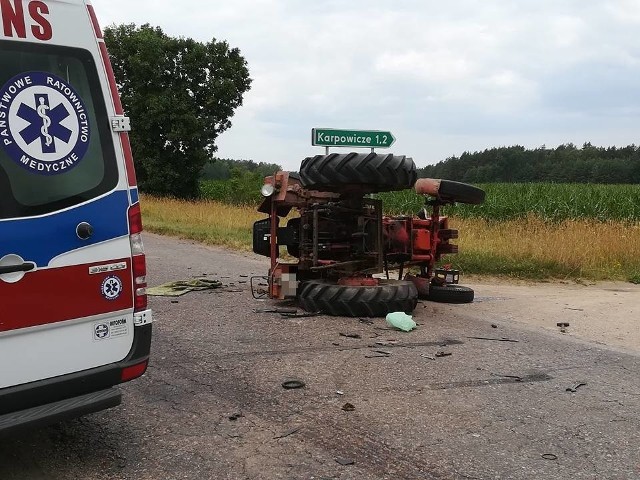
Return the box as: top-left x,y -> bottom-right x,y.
297,279 -> 418,317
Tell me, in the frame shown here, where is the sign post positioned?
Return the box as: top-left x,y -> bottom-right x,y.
312,128 -> 395,153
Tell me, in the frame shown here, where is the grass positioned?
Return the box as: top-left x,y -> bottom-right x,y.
141,193 -> 640,283
452,216 -> 640,281
141,196 -> 262,251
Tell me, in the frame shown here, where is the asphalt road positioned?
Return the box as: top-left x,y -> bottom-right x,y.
1,233 -> 639,480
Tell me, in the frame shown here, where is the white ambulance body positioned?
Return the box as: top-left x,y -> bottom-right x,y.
0,0 -> 152,434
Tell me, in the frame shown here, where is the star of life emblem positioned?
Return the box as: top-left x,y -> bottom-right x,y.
0,71 -> 91,175
101,275 -> 123,301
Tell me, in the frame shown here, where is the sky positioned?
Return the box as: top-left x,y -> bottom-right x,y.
92,0 -> 640,170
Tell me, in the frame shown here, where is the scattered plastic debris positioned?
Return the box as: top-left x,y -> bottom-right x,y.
566,382 -> 586,393
467,336 -> 519,343
254,307 -> 298,314
147,278 -> 223,296
273,426 -> 302,439
385,312 -> 416,332
341,402 -> 355,412
335,457 -> 355,466
435,351 -> 452,358
339,332 -> 362,339
282,380 -> 305,389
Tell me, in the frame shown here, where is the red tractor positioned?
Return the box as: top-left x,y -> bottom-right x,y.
253,152 -> 485,317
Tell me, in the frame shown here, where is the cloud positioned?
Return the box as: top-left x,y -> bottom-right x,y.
92,0 -> 640,169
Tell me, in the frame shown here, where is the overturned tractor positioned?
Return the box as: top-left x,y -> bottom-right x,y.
253,152 -> 485,317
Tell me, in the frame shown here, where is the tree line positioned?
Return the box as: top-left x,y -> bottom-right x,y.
201,158 -> 281,180
418,144 -> 640,184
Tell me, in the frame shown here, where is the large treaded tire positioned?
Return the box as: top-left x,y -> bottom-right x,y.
299,153 -> 417,193
438,180 -> 485,205
298,279 -> 418,317
424,285 -> 474,304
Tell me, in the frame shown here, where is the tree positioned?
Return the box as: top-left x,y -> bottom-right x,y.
104,24 -> 252,198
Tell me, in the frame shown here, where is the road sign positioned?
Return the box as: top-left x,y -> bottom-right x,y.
312,128 -> 395,149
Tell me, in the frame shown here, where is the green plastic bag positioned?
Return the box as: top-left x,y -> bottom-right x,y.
385,312 -> 416,332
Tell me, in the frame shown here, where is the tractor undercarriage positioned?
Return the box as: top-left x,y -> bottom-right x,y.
252,153 -> 485,317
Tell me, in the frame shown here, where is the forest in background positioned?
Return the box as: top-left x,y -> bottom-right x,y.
417,143 -> 640,183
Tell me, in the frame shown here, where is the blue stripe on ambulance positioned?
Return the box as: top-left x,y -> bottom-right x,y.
0,190 -> 130,267
130,187 -> 139,205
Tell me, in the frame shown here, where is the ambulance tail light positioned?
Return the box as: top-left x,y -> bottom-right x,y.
128,203 -> 148,311
121,360 -> 149,382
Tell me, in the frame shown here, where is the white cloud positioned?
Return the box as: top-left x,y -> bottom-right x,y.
91,0 -> 640,169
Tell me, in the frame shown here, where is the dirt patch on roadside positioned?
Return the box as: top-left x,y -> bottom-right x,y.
466,279 -> 640,353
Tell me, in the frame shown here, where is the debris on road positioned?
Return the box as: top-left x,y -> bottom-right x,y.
374,350 -> 392,356
273,426 -> 302,439
254,307 -> 298,314
420,354 -> 436,360
336,390 -> 345,396
147,278 -> 223,296
541,453 -> 558,461
557,322 -> 570,333
228,412 -> 244,421
282,380 -> 306,389
435,351 -> 452,358
467,336 -> 519,343
566,382 -> 587,393
385,312 -> 417,332
491,323 -> 498,328
341,402 -> 356,412
339,332 -> 362,339
281,312 -> 321,318
335,457 -> 355,466
490,373 -> 523,382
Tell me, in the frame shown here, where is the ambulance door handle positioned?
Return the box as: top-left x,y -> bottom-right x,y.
0,263 -> 35,274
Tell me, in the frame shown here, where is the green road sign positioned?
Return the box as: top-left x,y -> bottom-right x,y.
312,128 -> 395,148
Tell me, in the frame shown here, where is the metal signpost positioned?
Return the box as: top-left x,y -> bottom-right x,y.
312,128 -> 395,153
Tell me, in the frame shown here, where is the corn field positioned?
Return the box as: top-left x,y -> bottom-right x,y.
378,183 -> 640,222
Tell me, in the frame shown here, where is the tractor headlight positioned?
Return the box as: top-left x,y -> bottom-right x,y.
261,184 -> 276,197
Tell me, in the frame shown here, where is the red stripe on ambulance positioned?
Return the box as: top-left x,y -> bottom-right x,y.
1,260 -> 134,333
86,4 -> 101,38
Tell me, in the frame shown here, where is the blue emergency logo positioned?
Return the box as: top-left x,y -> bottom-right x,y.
0,71 -> 90,175
101,275 -> 123,301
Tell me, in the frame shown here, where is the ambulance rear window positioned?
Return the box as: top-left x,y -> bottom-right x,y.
0,40 -> 118,219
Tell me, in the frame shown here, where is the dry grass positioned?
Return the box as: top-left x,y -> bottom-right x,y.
141,195 -> 263,251
141,196 -> 640,282
453,215 -> 640,281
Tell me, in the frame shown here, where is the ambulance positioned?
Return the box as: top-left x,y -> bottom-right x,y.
0,0 -> 152,433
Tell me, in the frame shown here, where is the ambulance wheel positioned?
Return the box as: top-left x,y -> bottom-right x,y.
299,153 -> 417,193
424,285 -> 474,304
297,279 -> 418,317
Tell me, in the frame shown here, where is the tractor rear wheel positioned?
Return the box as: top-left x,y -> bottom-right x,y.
299,152 -> 417,193
297,279 -> 418,317
424,284 -> 474,303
